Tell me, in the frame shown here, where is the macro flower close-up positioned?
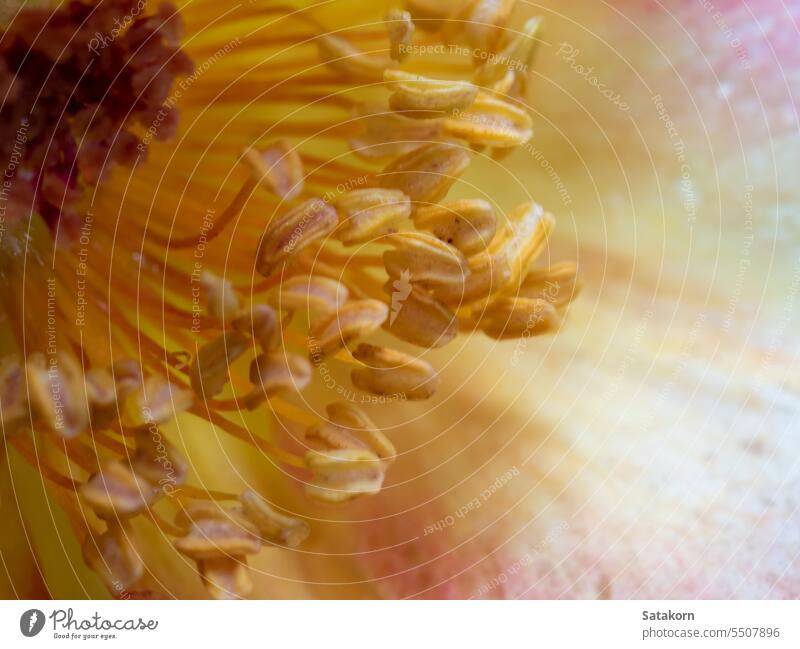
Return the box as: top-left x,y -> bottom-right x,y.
0,0 -> 798,607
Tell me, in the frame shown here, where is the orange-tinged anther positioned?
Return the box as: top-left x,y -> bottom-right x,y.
379,141 -> 470,205
480,296 -> 560,339
383,231 -> 469,294
239,490 -> 310,548
271,275 -> 349,315
308,299 -> 389,361
414,198 -> 497,255
256,199 -> 338,277
385,69 -> 479,118
80,461 -> 156,518
242,140 -> 304,200
189,332 -> 249,399
332,188 -> 411,245
350,343 -> 440,400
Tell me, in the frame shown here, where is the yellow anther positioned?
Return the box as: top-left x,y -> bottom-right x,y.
317,33 -> 396,82
385,281 -> 458,348
332,188 -> 411,245
379,141 -> 470,204
443,92 -> 533,147
385,69 -> 479,117
350,343 -> 440,400
479,296 -> 560,339
414,198 -> 497,255
304,447 -> 385,503
385,9 -> 415,62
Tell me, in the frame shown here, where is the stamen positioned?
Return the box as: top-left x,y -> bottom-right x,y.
332,188 -> 412,245
233,304 -> 280,353
304,448 -> 385,503
270,275 -> 349,316
242,140 -> 304,200
383,231 -> 469,294
519,262 -> 582,307
414,198 -> 497,255
385,10 -> 415,62
350,343 -> 440,400
189,332 -> 249,399
349,105 -> 443,160
324,402 -> 396,463
80,461 -> 156,518
239,490 -> 310,548
131,376 -> 193,427
378,141 -> 471,204
308,299 -> 389,360
26,353 -> 88,439
384,70 -> 479,117
442,92 -> 533,147
256,199 -> 339,277
201,272 -> 242,326
174,501 -> 261,561
450,0 -> 516,54
246,352 -> 312,408
316,33 -> 396,82
384,282 -> 458,348
174,501 -> 261,599
82,521 -> 143,591
479,297 -> 560,339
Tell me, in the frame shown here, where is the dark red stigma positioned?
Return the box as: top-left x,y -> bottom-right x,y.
0,0 -> 192,242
